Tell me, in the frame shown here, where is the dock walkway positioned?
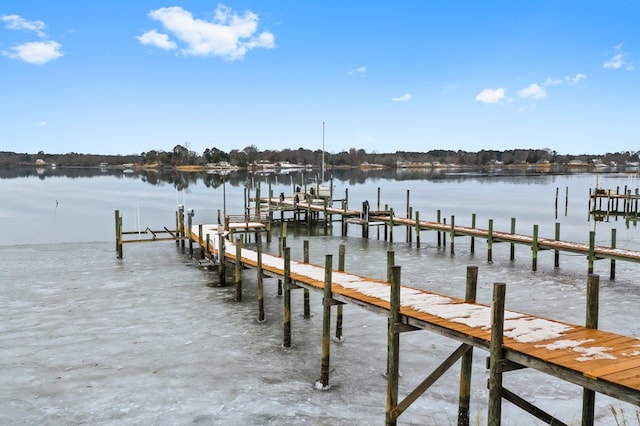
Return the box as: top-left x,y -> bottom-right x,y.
190,224 -> 640,423
263,196 -> 640,267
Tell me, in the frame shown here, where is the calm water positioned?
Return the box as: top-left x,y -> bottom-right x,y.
1,167 -> 639,248
1,168 -> 639,424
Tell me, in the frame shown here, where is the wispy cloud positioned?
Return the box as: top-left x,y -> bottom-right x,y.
1,14 -> 46,37
1,14 -> 63,64
139,4 -> 275,60
137,29 -> 176,50
391,93 -> 411,102
603,44 -> 634,71
348,66 -> 366,76
475,88 -> 506,104
518,83 -> 546,100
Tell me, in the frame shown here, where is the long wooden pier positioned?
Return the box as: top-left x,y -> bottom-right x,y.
261,196 -> 640,278
187,223 -> 640,425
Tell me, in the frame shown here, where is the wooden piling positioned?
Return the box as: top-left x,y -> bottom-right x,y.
588,231 -> 595,274
488,282 -> 507,426
235,237 -> 243,301
320,254 -> 333,388
336,244 -> 345,341
450,215 -> 455,254
554,223 -> 560,268
458,266 -> 478,426
470,213 -> 476,254
487,219 -> 493,263
610,229 -> 616,280
283,246 -> 291,347
437,209 -> 442,247
415,211 -> 421,248
387,250 -> 395,283
509,218 -> 516,261
115,210 -> 123,258
198,224 -> 204,260
532,224 -> 539,272
385,265 -> 402,426
218,232 -> 226,284
582,274 -> 600,425
303,240 -> 310,319
257,232 -> 265,322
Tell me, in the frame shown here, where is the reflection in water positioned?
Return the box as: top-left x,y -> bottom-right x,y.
0,165 -> 612,190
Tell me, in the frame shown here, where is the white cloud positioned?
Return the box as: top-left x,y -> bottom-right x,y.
475,88 -> 506,104
348,66 -> 366,76
518,83 -> 546,100
141,4 -> 275,60
137,30 -> 177,50
603,44 -> 633,70
391,93 -> 411,102
1,14 -> 46,37
3,41 -> 63,65
567,73 -> 586,84
543,77 -> 563,86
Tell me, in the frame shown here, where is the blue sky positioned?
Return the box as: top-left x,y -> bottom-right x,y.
1,1 -> 638,156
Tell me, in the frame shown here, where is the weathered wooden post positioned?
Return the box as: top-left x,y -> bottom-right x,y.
588,231 -> 595,274
487,219 -> 494,263
303,240 -> 311,319
336,244 -> 346,341
458,265 -> 478,426
470,213 -> 476,254
115,210 -> 123,259
387,250 -> 395,283
218,231 -> 226,284
415,211 -> 421,248
389,208 -> 394,244
406,190 -> 411,243
234,237 -> 243,301
283,246 -> 291,348
257,232 -> 265,322
437,209 -> 442,247
582,274 -> 600,425
509,218 -> 516,261
610,229 -> 616,280
488,282 -> 507,426
532,224 -> 539,271
442,218 -> 447,247
385,265 -> 402,426
554,223 -> 561,268
319,254 -> 333,388
408,206 -> 413,243
450,215 -> 455,254
188,210 -> 194,257
198,224 -> 204,260
179,205 -> 185,251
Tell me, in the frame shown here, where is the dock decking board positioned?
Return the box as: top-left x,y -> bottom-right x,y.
189,224 -> 640,407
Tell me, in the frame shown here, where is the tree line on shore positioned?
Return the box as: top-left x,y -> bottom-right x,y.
1,145 -> 638,168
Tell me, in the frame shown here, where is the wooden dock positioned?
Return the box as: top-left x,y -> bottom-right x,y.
187,223 -> 640,425
261,196 -> 640,278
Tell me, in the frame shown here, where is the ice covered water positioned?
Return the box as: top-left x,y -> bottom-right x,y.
1,171 -> 639,424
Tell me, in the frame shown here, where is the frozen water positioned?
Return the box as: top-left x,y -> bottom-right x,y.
1,172 -> 639,424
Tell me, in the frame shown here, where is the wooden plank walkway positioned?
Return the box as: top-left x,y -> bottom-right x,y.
263,196 -> 640,264
189,224 -> 640,407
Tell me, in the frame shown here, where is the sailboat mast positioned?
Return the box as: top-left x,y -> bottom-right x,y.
321,121 -> 325,182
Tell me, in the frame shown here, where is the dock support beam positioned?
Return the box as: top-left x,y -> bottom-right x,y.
283,246 -> 291,348
303,240 -> 310,319
234,237 -> 243,301
458,266 -> 478,425
336,244 -> 346,341
257,233 -> 265,322
582,274 -> 599,426
319,254 -> 333,388
385,265 -> 402,426
488,282 -> 506,426
115,210 -> 123,259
